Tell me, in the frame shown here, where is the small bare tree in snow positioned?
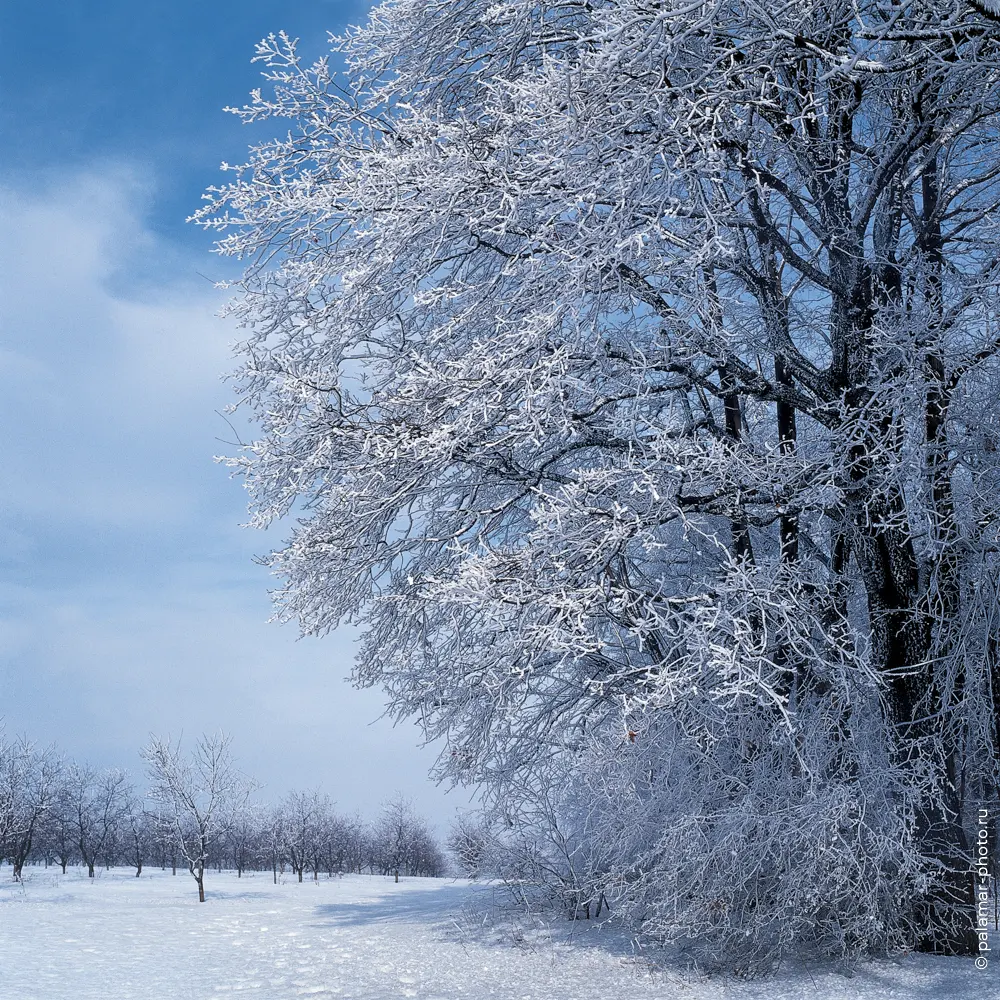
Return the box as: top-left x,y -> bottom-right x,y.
45,777 -> 78,874
338,812 -> 368,876
371,796 -> 443,880
257,804 -> 287,884
282,789 -> 329,883
142,732 -> 243,902
223,796 -> 263,879
122,785 -> 153,878
447,813 -> 491,881
0,734 -> 61,881
67,764 -> 129,878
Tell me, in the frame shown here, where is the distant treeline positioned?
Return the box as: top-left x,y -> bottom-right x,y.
0,730 -> 446,896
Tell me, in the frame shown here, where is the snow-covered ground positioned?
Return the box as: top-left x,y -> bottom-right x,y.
0,866 -> 993,999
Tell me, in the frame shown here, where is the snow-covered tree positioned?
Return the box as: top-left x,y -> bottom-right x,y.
370,795 -> 444,879
199,0 -> 1000,963
447,812 -> 490,880
122,785 -> 153,878
282,789 -> 328,883
337,812 -> 369,875
0,734 -> 60,880
67,764 -> 129,878
44,778 -> 79,874
262,804 -> 287,884
222,796 -> 264,878
307,796 -> 337,880
142,733 -> 243,902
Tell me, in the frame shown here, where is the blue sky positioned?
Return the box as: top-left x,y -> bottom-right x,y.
0,1 -> 469,826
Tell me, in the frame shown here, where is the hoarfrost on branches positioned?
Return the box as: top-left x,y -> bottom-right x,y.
197,0 -> 1000,967
142,733 -> 245,902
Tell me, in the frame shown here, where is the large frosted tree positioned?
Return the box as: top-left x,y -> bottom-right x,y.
199,0 -> 1000,964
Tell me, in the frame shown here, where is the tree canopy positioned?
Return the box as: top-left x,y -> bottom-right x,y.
199,0 -> 1000,967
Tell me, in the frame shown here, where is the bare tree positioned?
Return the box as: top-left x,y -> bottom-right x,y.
0,734 -> 61,880
67,764 -> 129,878
122,785 -> 153,877
282,790 -> 328,883
147,804 -> 179,875
319,810 -> 357,878
262,804 -> 286,885
337,812 -> 368,876
223,797 -> 263,879
447,813 -> 490,880
308,796 -> 335,881
0,731 -> 22,871
44,778 -> 78,874
142,732 -> 242,902
372,795 -> 443,880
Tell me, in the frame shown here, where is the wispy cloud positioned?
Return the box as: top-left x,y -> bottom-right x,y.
0,167 -> 460,824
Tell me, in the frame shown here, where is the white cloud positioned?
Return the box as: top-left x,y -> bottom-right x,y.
0,167 -> 236,527
0,167 -> 462,828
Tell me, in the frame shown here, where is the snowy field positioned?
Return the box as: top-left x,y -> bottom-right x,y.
0,867 -> 994,1000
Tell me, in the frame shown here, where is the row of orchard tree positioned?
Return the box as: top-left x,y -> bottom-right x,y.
0,730 -> 445,900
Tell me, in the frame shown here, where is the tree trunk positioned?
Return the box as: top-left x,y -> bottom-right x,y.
856,500 -> 973,954
773,354 -> 798,563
